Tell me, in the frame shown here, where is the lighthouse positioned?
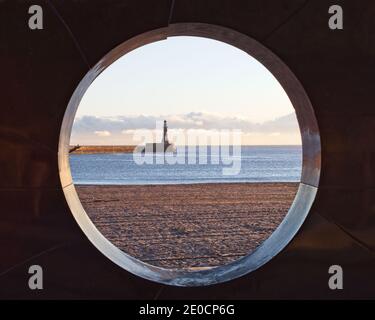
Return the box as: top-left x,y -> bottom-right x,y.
163,120 -> 169,145
142,120 -> 175,153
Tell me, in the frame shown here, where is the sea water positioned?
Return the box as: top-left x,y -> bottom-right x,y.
69,145 -> 302,185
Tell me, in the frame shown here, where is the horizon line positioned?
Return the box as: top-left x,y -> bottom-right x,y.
69,144 -> 302,147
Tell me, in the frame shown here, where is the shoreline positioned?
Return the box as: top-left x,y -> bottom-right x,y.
74,181 -> 300,187
69,144 -> 302,154
69,145 -> 136,154
76,182 -> 298,269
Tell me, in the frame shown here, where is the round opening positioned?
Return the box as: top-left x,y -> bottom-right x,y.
59,23 -> 321,286
71,35 -> 303,270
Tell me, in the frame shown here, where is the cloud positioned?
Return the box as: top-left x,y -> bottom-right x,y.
73,112 -> 299,134
70,112 -> 301,145
94,130 -> 111,137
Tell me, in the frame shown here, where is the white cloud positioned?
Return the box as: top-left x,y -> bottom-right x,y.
71,112 -> 301,145
94,130 -> 111,137
73,112 -> 299,133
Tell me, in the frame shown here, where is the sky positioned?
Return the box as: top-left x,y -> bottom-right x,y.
71,36 -> 301,145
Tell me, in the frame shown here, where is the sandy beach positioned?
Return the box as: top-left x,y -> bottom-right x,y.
76,182 -> 298,270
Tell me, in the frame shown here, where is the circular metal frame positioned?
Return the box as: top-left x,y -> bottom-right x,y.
58,23 -> 321,287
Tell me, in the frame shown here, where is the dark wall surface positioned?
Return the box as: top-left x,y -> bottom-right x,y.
0,0 -> 375,299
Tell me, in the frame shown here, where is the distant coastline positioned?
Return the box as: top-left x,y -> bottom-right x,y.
69,144 -> 302,154
69,145 -> 137,154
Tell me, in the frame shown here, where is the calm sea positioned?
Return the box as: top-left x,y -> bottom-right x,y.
69,145 -> 302,185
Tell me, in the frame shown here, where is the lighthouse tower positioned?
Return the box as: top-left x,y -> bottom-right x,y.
162,120 -> 169,145
142,119 -> 174,153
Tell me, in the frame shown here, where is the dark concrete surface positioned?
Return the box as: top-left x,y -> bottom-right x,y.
0,0 -> 375,299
